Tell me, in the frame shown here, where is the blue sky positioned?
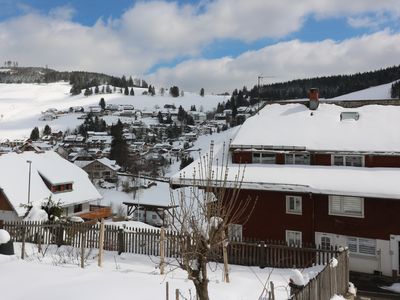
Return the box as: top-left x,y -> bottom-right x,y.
0,0 -> 399,92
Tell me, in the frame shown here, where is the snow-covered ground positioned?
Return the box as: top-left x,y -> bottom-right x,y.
0,243 -> 324,300
0,82 -> 228,139
328,81 -> 397,101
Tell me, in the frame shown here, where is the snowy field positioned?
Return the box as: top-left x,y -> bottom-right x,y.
328,80 -> 396,100
0,82 -> 228,139
0,243 -> 324,300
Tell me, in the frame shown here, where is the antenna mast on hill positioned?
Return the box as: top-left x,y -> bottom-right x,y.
257,75 -> 274,114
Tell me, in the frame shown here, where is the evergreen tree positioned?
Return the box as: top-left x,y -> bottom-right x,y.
157,111 -> 163,123
99,98 -> 106,110
30,127 -> 40,141
110,119 -> 129,168
200,88 -> 205,97
130,88 -> 135,96
124,86 -> 129,95
128,76 -> 134,87
180,155 -> 194,170
84,88 -> 91,97
43,124 -> 52,136
94,86 -> 99,94
177,105 -> 186,122
170,86 -> 180,97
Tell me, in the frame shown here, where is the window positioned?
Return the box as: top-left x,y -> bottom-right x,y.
347,237 -> 376,256
74,204 -> 82,213
285,153 -> 310,165
321,236 -> 331,250
228,224 -> 243,242
152,214 -> 157,220
286,230 -> 302,246
286,195 -> 302,215
332,155 -> 364,167
329,195 -> 364,218
253,153 -> 275,164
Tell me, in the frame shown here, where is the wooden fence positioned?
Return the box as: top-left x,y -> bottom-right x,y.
2,221 -> 339,269
290,249 -> 349,300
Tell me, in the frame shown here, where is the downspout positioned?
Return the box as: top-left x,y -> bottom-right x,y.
310,192 -> 315,244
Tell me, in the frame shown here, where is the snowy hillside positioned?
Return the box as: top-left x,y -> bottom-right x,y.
0,82 -> 228,139
328,81 -> 397,101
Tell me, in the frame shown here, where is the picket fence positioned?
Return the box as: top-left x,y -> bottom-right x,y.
2,221 -> 340,269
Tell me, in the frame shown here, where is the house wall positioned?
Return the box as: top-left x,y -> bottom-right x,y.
314,195 -> 400,240
232,151 -> 252,164
233,190 -> 400,242
365,155 -> 400,168
227,189 -> 314,243
311,153 -> 332,165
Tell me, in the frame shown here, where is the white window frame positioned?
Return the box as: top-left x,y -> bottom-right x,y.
286,230 -> 302,246
228,224 -> 243,242
320,235 -> 332,250
347,236 -> 376,256
331,154 -> 364,167
285,153 -> 310,165
286,195 -> 302,215
329,195 -> 364,218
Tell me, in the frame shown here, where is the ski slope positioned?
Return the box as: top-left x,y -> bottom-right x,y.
0,82 -> 228,139
329,81 -> 397,101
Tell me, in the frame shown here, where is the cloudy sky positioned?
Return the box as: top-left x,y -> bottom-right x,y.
1,0 -> 400,93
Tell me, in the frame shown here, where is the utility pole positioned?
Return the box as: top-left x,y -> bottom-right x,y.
26,160 -> 32,204
257,75 -> 274,114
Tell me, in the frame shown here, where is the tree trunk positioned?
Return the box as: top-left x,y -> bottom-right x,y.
194,279 -> 209,300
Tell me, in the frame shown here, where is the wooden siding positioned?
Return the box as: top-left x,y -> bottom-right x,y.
311,153 -> 332,166
232,151 -> 252,164
314,195 -> 400,240
224,190 -> 315,244
224,189 -> 400,242
0,190 -> 14,211
365,155 -> 400,168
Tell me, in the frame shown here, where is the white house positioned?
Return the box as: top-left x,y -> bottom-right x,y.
0,151 -> 102,221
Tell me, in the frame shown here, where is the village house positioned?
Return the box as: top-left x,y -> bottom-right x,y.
172,93 -> 400,278
81,158 -> 121,182
0,151 -> 103,222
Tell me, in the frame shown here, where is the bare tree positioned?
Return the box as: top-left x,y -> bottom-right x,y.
170,142 -> 256,300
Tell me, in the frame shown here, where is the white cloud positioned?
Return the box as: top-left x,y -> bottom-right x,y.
0,1 -> 399,91
149,31 -> 400,93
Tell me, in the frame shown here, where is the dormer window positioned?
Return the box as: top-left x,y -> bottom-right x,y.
51,183 -> 73,193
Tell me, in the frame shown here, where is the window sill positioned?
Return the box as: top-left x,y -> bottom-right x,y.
329,212 -> 364,219
349,252 -> 377,260
286,211 -> 302,215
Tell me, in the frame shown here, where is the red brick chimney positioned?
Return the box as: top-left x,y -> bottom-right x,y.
308,88 -> 319,110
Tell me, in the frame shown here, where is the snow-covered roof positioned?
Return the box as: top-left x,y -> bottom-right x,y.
171,126 -> 400,200
231,103 -> 400,153
0,151 -> 102,216
95,158 -> 121,171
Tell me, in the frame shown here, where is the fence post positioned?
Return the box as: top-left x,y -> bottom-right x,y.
80,231 -> 86,269
56,223 -> 64,247
260,241 -> 266,268
270,281 -> 275,300
175,289 -> 179,300
165,281 -> 169,300
160,227 -> 165,275
98,219 -> 105,267
21,226 -> 26,260
118,227 -> 125,255
0,220 -> 4,229
222,230 -> 230,283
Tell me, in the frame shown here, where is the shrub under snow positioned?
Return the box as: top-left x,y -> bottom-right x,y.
0,229 -> 11,244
